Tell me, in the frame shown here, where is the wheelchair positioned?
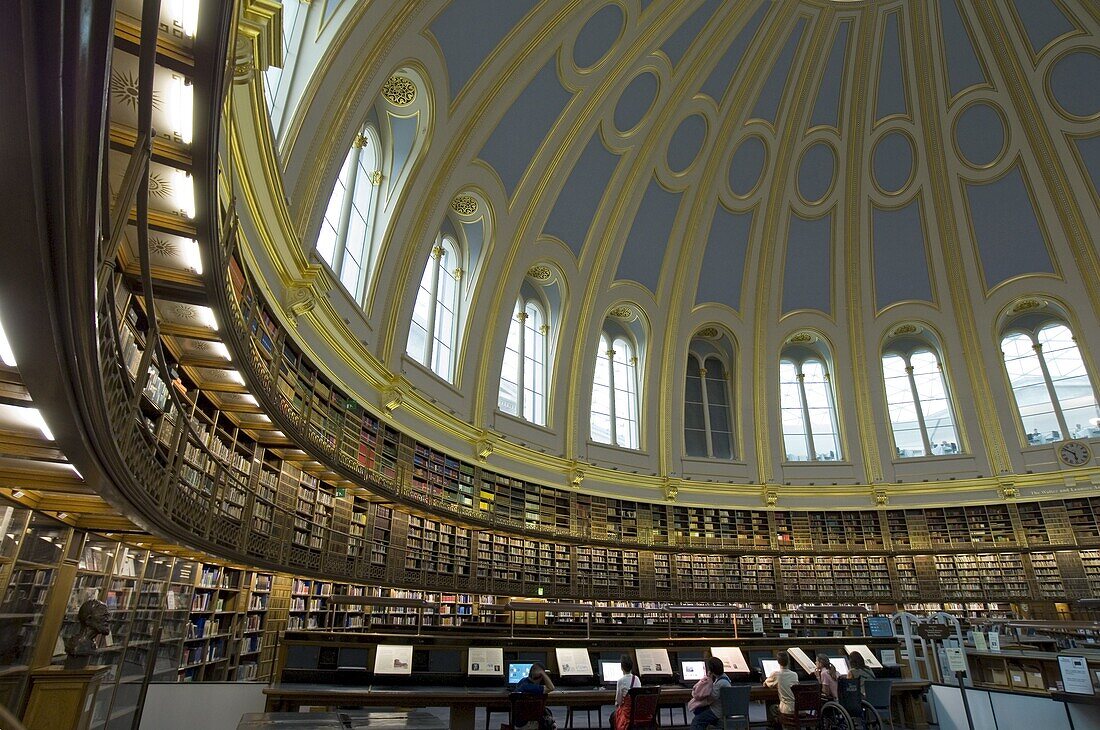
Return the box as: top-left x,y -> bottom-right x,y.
818,678 -> 884,730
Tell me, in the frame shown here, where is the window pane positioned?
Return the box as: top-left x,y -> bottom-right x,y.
911,350 -> 959,455
883,353 -> 923,457
613,338 -> 639,450
801,359 -> 841,460
1003,332 -> 1059,442
1039,324 -> 1099,439
685,428 -> 708,457
779,359 -> 810,461
432,258 -> 459,381
406,255 -> 435,365
523,302 -> 546,425
590,336 -> 612,444
498,307 -> 522,416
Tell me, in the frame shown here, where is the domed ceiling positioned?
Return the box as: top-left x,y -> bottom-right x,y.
231,0 -> 1100,508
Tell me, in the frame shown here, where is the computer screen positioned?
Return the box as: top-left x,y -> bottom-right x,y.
429,649 -> 464,674
600,661 -> 625,684
285,645 -> 320,669
828,657 -> 849,675
337,647 -> 369,669
508,662 -> 534,685
760,660 -> 781,677
867,616 -> 894,637
681,660 -> 706,681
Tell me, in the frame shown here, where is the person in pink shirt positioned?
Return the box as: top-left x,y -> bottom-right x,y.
688,656 -> 730,730
814,655 -> 838,700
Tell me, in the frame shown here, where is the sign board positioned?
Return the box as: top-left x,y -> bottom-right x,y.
555,648 -> 594,677
781,615 -> 793,630
374,645 -> 413,675
988,632 -> 1001,652
944,647 -> 967,674
880,649 -> 898,667
973,632 -> 988,651
751,615 -> 765,633
468,647 -> 504,676
635,648 -> 671,675
786,647 -> 816,673
1058,656 -> 1094,695
918,623 -> 952,641
844,644 -> 882,669
710,646 -> 750,673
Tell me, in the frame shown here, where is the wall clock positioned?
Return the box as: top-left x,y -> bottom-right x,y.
1058,440 -> 1092,467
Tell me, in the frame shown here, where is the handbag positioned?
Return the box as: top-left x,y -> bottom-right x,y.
612,674 -> 640,730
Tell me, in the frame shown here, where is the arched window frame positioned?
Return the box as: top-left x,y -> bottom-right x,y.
684,350 -> 735,460
881,340 -> 961,458
498,295 -> 550,426
1000,317 -> 1100,445
591,329 -> 641,450
779,345 -> 842,462
407,235 -> 463,382
316,124 -> 382,302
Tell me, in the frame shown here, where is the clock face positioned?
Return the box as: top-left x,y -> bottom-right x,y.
1059,441 -> 1092,467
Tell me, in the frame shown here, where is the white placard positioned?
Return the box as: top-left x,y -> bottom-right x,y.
709,646 -> 749,673
555,647 -> 594,677
988,633 -> 1001,652
880,649 -> 898,666
786,647 -> 816,673
636,648 -> 672,675
1058,656 -> 1094,695
468,647 -> 504,676
973,633 -> 988,651
751,615 -> 765,633
843,645 -> 882,669
782,615 -> 793,630
373,645 -> 413,675
944,647 -> 967,674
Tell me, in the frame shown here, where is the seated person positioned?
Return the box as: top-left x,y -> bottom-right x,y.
515,663 -> 557,730
610,654 -> 643,729
687,655 -> 731,730
847,651 -> 876,693
814,655 -> 838,700
764,651 -> 799,729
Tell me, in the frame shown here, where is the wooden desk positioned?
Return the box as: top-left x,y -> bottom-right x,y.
239,709 -> 448,728
263,680 -> 930,730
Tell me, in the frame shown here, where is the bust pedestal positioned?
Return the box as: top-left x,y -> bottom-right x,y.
22,665 -> 109,730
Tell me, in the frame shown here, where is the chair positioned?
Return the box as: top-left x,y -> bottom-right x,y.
719,684 -> 751,729
500,691 -> 548,730
863,680 -> 893,729
778,683 -> 823,729
622,685 -> 660,729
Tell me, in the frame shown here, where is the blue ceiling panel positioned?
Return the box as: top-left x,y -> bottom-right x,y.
798,143 -> 836,203
872,201 -> 932,310
1075,135 -> 1100,202
751,18 -> 807,124
965,166 -> 1055,288
872,132 -> 913,193
614,71 -> 659,132
429,1 -> 540,103
728,136 -> 767,196
1049,51 -> 1100,118
478,59 -> 573,198
667,114 -> 707,173
782,212 -> 832,314
810,21 -> 851,129
389,115 -> 418,184
1009,0 -> 1074,56
461,218 -> 485,267
699,2 -> 770,102
661,0 -> 724,68
573,4 -> 625,69
542,133 -> 620,258
696,206 -> 753,310
876,11 -> 909,120
616,177 -> 683,292
955,102 -> 1005,167
937,0 -> 986,96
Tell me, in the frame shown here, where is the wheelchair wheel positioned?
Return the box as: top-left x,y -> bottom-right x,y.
820,700 -> 855,730
858,701 -> 883,730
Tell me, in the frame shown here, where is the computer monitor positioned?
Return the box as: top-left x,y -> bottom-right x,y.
680,660 -> 706,681
337,647 -> 369,670
508,662 -> 534,685
828,657 -> 849,675
760,659 -> 781,677
600,661 -> 625,684
867,616 -> 894,637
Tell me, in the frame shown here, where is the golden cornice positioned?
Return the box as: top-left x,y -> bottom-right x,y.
237,0 -> 284,73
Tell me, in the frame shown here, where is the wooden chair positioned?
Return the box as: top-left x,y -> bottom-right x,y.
622,685 -> 661,729
778,683 -> 823,729
500,691 -> 548,730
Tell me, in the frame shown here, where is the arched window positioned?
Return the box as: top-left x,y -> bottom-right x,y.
1002,321 -> 1099,444
591,332 -> 640,449
407,237 -> 461,381
882,348 -> 960,458
684,347 -> 735,459
498,298 -> 549,425
316,127 -> 381,301
780,347 -> 841,462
